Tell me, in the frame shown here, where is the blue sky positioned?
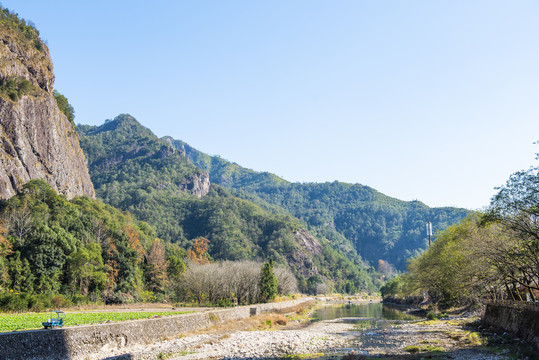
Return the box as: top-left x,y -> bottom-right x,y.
4,1 -> 539,209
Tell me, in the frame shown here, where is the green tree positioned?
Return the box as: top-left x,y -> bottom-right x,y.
0,221 -> 12,289
53,90 -> 75,124
306,275 -> 322,295
485,163 -> 539,299
8,252 -> 34,293
23,224 -> 75,293
259,259 -> 277,302
66,243 -> 107,295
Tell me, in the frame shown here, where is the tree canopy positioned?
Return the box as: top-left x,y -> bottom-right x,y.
383,152 -> 539,306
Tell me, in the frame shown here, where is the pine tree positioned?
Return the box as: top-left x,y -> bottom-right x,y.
259,259 -> 277,303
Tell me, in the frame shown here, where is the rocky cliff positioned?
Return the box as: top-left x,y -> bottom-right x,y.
0,10 -> 94,200
77,114 -> 210,199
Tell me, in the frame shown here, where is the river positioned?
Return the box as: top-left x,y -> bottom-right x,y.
121,300 -> 531,359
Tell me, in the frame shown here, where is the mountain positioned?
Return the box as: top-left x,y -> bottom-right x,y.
77,115 -> 376,293
0,8 -> 94,200
171,138 -> 470,271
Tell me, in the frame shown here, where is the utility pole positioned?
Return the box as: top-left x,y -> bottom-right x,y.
426,221 -> 432,247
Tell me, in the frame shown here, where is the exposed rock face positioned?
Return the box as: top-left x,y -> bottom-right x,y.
0,19 -> 95,200
289,229 -> 323,278
183,172 -> 210,198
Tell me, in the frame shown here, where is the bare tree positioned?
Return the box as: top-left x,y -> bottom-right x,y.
274,266 -> 297,295
4,202 -> 33,245
316,283 -> 330,295
174,260 -> 297,305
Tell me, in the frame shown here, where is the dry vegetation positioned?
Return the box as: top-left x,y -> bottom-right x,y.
180,300 -> 317,338
175,261 -> 298,305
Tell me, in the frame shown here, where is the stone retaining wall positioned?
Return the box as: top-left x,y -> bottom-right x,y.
0,298 -> 312,360
482,303 -> 539,351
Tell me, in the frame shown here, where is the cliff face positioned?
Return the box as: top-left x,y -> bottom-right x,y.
0,13 -> 95,200
77,114 -> 210,199
183,172 -> 210,198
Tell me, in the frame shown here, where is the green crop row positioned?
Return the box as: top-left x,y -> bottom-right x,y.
0,310 -> 191,332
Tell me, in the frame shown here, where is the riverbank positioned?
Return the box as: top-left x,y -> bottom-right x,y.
157,318 -> 529,360
113,300 -> 535,360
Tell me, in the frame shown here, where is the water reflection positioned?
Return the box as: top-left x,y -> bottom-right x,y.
313,302 -> 420,322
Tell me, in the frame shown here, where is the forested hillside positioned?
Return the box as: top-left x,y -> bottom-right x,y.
0,179 -> 182,307
77,115 -> 377,294
173,139 -> 470,270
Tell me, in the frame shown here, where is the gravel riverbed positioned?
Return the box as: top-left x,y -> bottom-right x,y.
98,314 -> 529,360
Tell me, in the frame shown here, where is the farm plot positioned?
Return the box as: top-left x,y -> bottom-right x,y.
0,310 -> 192,332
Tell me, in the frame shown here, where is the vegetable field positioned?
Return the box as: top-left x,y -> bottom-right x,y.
0,311 -> 191,332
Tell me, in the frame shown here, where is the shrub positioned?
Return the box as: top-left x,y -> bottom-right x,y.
0,76 -> 34,101
53,90 -> 75,124
0,292 -> 28,312
33,39 -> 42,51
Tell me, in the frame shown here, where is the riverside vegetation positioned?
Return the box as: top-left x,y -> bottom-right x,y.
382,152 -> 539,308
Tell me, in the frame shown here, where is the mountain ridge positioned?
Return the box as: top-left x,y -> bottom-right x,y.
77,115 -> 377,293
166,133 -> 470,270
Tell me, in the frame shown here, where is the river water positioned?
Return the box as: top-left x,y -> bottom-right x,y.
313,302 -> 421,332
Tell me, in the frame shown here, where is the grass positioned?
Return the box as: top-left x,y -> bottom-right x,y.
413,319 -> 441,326
444,330 -> 483,346
0,310 -> 192,332
283,300 -> 317,324
259,314 -> 288,329
404,344 -> 445,353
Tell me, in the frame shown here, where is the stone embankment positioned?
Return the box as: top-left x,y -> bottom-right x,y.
482,301 -> 539,351
0,298 -> 311,360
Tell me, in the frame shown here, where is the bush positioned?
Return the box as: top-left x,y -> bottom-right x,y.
426,311 -> 448,320
51,294 -> 72,309
104,292 -> 135,305
140,290 -> 156,303
28,295 -> 45,312
53,90 -> 75,124
380,276 -> 406,298
0,292 -> 58,312
217,299 -> 234,307
0,76 -> 34,101
69,294 -> 90,306
0,292 -> 28,312
33,39 -> 42,51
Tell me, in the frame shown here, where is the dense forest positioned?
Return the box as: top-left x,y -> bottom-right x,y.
0,179 -> 171,308
174,139 -> 470,270
0,180 -> 303,309
77,115 -> 377,295
381,158 -> 539,307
